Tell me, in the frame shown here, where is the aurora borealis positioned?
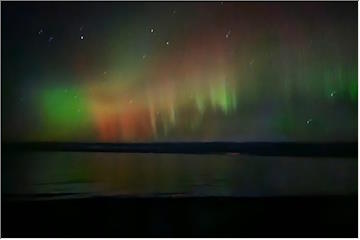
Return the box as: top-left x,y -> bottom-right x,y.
2,2 -> 357,142
2,4 -> 358,236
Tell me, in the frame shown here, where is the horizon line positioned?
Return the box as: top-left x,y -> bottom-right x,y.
3,141 -> 357,158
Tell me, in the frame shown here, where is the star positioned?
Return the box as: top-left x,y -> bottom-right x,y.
166,41 -> 170,46
306,119 -> 313,125
225,30 -> 231,39
48,36 -> 54,43
80,35 -> 84,40
150,28 -> 154,33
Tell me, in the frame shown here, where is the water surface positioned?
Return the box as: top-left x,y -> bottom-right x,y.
3,152 -> 357,198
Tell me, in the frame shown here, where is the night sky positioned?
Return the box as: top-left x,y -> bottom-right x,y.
2,2 -> 357,142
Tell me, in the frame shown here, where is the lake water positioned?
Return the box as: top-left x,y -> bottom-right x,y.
3,152 -> 357,198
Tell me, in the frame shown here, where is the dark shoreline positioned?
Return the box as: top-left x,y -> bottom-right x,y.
3,141 -> 357,157
2,195 -> 357,237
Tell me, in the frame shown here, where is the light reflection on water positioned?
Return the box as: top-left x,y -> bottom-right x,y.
3,152 -> 357,198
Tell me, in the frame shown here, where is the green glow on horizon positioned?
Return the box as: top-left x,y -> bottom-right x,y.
39,87 -> 91,138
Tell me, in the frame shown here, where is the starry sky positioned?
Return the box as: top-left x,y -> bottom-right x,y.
2,2 -> 357,143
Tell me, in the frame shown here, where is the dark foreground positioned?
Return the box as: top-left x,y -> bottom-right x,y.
2,195 -> 357,237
